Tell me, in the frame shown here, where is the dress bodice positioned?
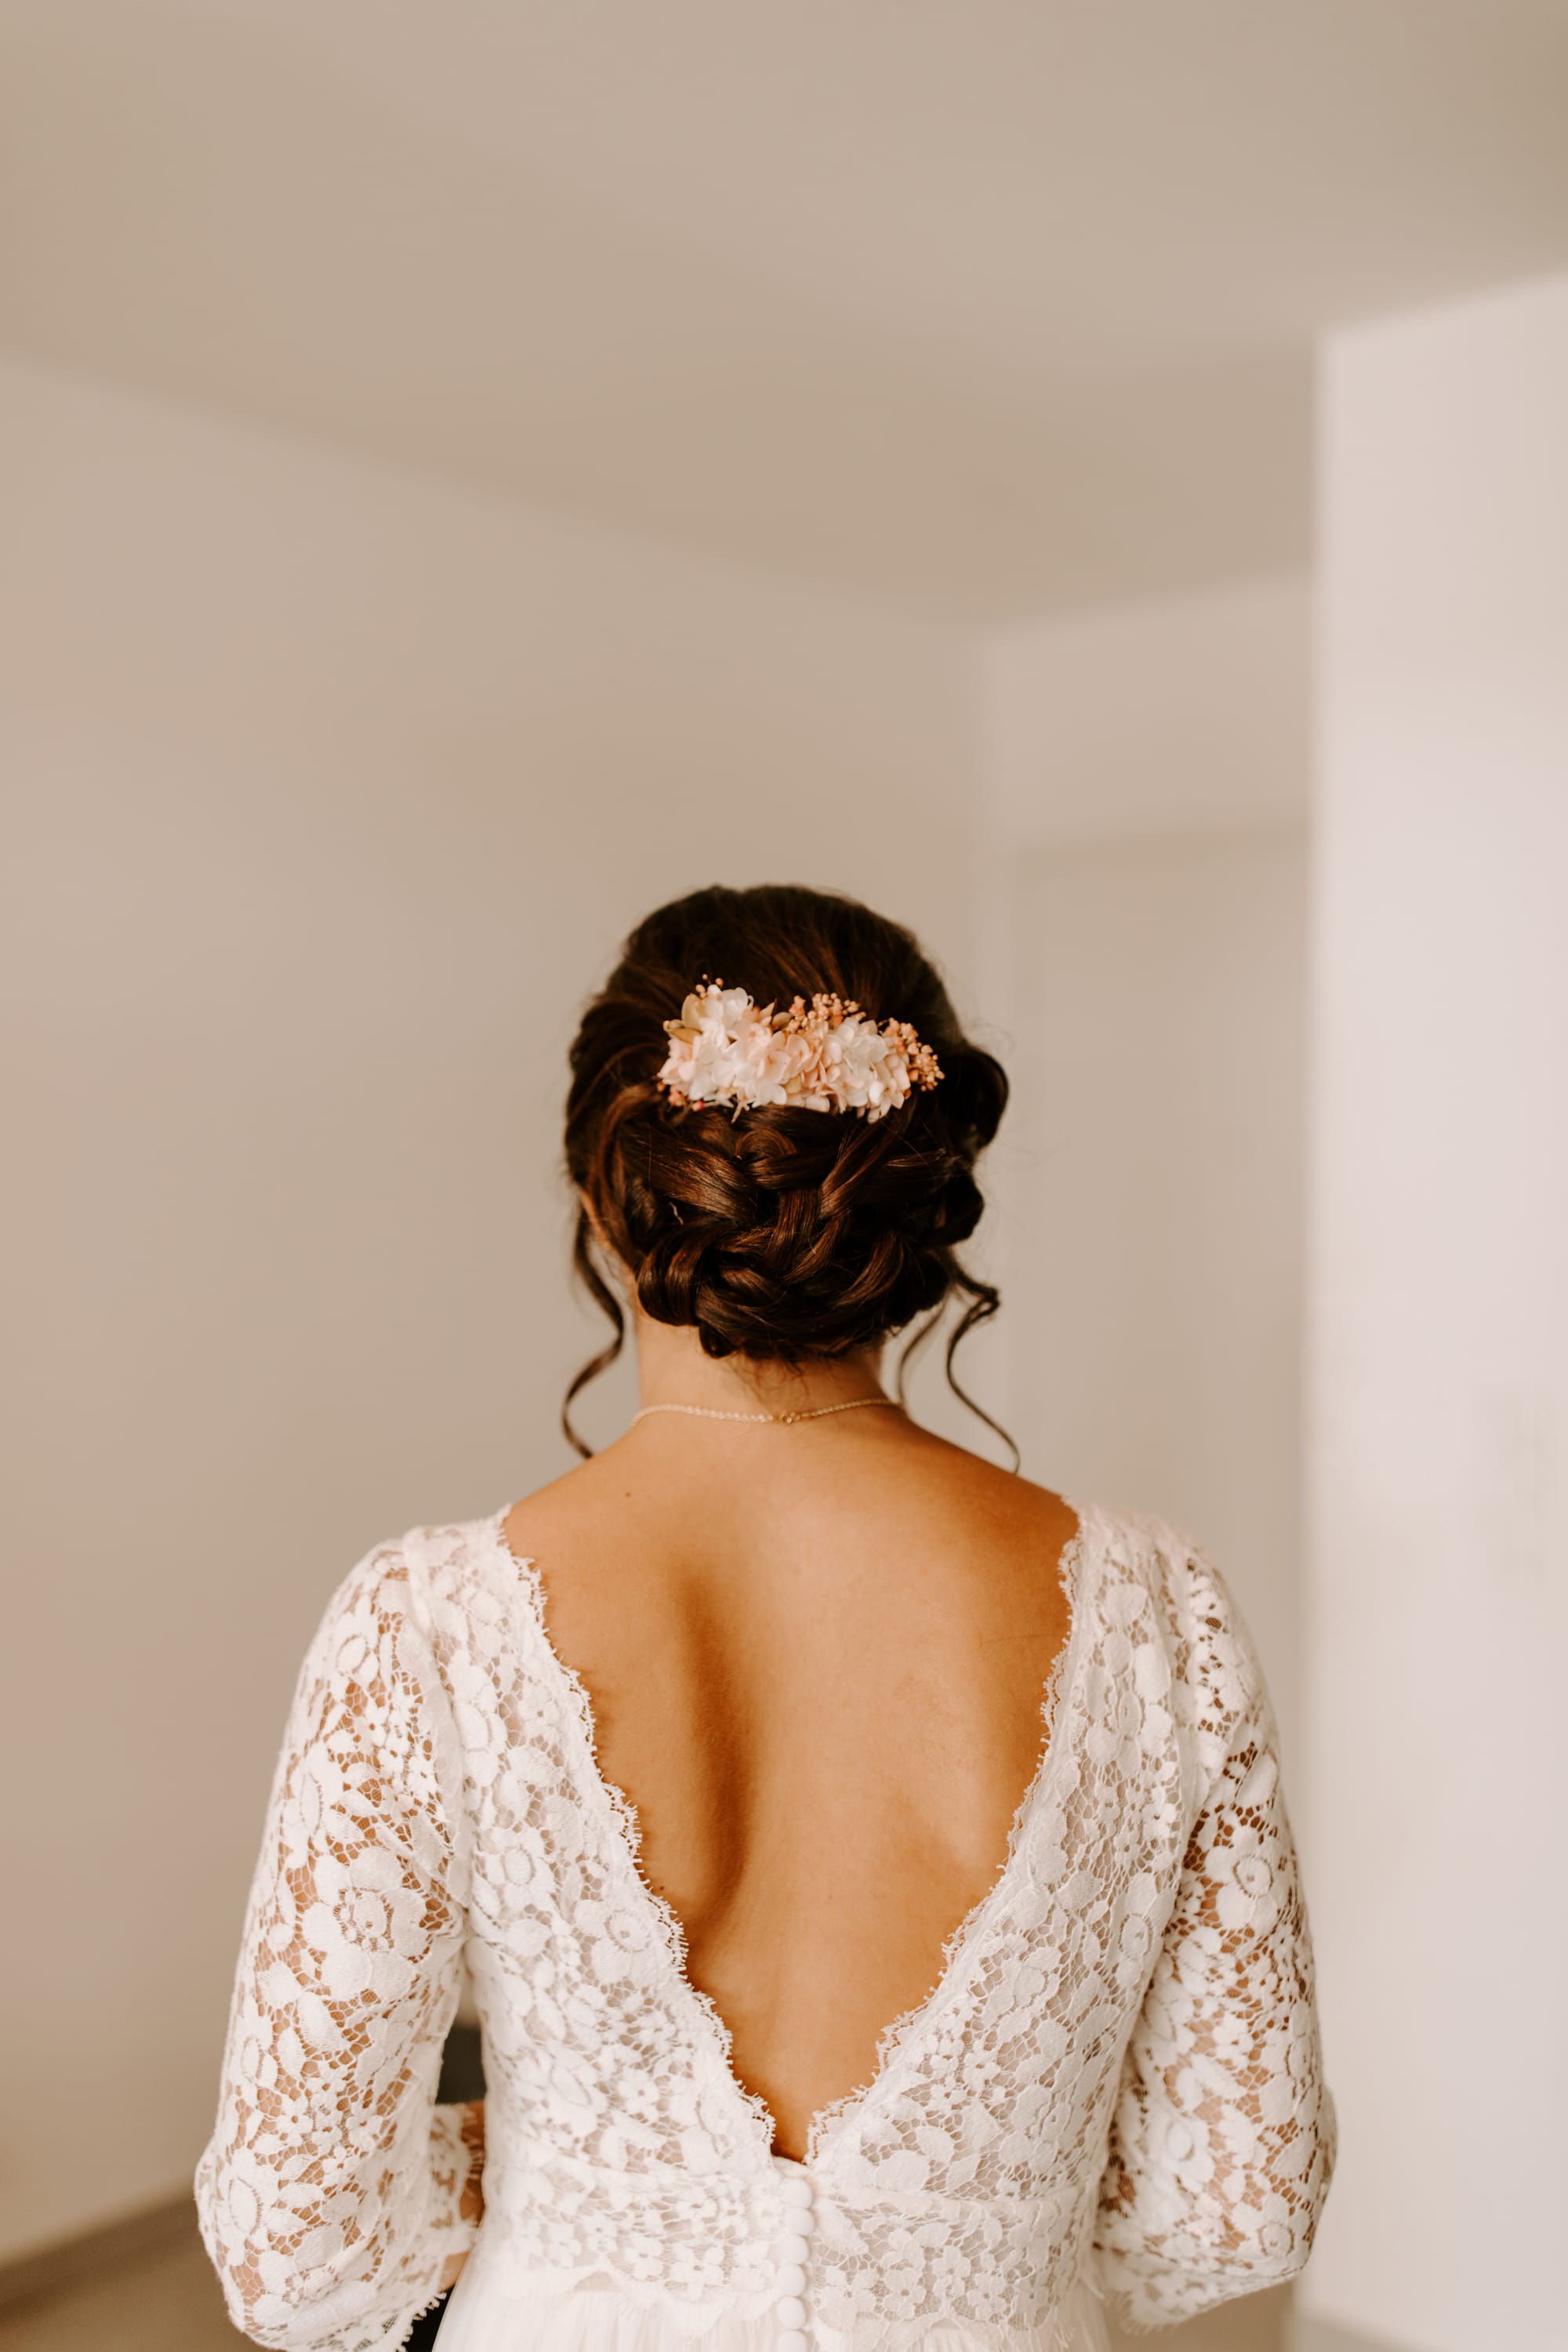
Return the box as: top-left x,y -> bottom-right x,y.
196,1504 -> 1334,2352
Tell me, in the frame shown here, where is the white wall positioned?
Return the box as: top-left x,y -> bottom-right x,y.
1305,277 -> 1568,2352
0,354 -> 975,2259
978,579 -> 1311,1760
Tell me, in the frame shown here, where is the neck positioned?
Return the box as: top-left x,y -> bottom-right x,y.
632,1312 -> 889,1417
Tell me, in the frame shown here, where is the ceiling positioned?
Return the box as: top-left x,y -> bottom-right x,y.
3,0 -> 1567,619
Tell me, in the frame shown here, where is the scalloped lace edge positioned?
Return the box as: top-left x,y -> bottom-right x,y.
394,2280 -> 455,2350
500,1527 -> 778,2156
801,1507 -> 1090,2163
493,1498 -> 1091,2172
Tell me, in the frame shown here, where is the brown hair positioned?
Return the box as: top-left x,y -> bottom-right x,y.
563,884 -> 1013,1461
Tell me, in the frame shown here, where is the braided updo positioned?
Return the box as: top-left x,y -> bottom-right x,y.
562,884 -> 1011,1457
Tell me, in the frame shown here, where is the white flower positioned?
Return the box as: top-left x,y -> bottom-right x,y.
818,1013 -> 908,1118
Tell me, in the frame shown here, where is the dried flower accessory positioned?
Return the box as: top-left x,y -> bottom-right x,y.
657,982 -> 942,1120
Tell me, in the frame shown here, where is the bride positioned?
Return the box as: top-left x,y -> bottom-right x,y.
197,883 -> 1334,2352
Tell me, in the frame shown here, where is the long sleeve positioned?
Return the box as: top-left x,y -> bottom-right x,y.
196,1537 -> 478,2351
1092,1548 -> 1335,2330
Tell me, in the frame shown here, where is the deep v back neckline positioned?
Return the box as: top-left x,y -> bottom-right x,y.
490,1500 -> 1093,2170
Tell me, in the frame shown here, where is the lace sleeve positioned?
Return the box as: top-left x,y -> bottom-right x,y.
195,1537 -> 478,2351
1092,1548 -> 1335,2330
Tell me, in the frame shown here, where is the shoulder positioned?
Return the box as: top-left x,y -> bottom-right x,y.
1077,1501 -> 1272,1756
301,1512 -> 518,1675
291,1514 -> 539,1780
497,1446 -> 647,1558
884,1428 -> 1080,1556
300,1526 -> 426,1659
1078,1499 -> 1240,1628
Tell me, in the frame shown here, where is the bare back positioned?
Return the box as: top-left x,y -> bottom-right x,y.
503,1410 -> 1077,2159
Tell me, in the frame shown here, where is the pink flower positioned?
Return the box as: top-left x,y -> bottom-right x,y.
655,983 -> 942,1119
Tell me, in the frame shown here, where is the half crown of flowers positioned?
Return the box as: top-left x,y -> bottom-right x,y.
657,981 -> 942,1122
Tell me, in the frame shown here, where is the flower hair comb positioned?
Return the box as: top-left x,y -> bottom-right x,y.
657,982 -> 942,1121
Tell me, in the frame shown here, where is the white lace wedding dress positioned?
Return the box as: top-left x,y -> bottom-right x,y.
196,1501 -> 1334,2352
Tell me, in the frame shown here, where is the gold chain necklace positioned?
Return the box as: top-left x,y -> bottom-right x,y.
631,1396 -> 902,1428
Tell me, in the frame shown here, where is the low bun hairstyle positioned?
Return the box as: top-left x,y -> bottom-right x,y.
563,884 -> 1013,1461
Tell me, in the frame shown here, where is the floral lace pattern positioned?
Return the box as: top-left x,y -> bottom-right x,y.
194,1545 -> 477,2351
197,1504 -> 1333,2350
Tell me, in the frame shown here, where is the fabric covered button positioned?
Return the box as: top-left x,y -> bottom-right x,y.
777,2230 -> 811,2263
775,2296 -> 808,2330
775,2263 -> 807,2297
777,2176 -> 813,2208
775,2332 -> 808,2352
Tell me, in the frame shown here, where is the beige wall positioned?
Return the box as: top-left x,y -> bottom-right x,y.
0,354 -> 975,2258
1305,275 -> 1568,2352
982,575 -> 1310,848
0,361 -> 1321,2346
